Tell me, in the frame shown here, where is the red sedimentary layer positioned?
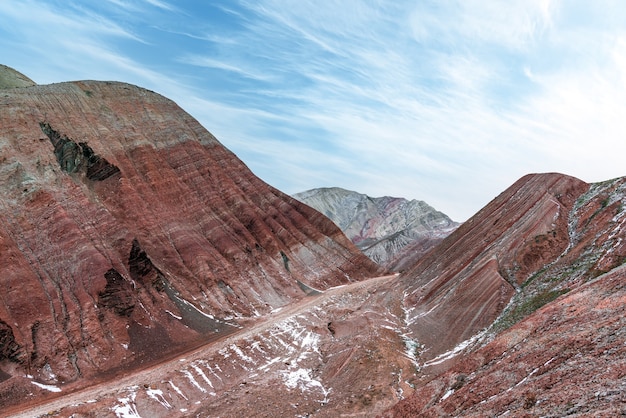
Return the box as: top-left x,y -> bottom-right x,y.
0,80 -> 384,398
2,70 -> 625,417
385,265 -> 626,417
395,173 -> 588,363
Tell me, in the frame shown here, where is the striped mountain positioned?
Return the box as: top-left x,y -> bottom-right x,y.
293,187 -> 458,267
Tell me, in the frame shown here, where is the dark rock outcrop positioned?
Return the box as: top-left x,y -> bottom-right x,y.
39,122 -> 121,181
97,269 -> 135,317
128,239 -> 165,291
0,321 -> 22,364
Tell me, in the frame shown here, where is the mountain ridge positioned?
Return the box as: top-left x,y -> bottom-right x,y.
0,74 -> 384,401
293,187 -> 458,266
1,67 -> 625,417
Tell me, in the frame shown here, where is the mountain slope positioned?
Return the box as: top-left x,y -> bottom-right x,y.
391,173 -> 589,365
0,70 -> 384,405
386,264 -> 626,417
382,173 -> 626,415
293,187 -> 458,266
4,162 -> 626,417
2,65 -> 625,417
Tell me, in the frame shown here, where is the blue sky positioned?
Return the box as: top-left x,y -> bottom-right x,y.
2,1 -> 626,220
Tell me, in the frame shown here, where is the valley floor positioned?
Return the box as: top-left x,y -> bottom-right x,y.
6,273 -> 400,418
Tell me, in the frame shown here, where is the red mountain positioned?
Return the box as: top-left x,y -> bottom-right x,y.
384,173 -> 626,416
0,67 -> 384,408
1,66 -> 624,417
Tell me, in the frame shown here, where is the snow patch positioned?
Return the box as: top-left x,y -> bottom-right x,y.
401,333 -> 422,368
281,368 -> 331,404
191,364 -> 214,388
182,369 -> 206,393
146,387 -> 171,409
230,343 -> 256,364
31,381 -> 62,392
423,329 -> 487,367
176,295 -> 215,319
440,388 -> 454,401
113,386 -> 140,418
409,302 -> 441,322
165,310 -> 182,320
168,380 -> 187,400
259,356 -> 282,371
250,340 -> 266,354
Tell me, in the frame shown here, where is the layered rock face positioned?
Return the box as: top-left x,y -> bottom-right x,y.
14,171 -> 624,418
2,65 -> 625,417
386,259 -> 626,417
293,187 -> 458,266
382,172 -> 626,415
393,173 -> 590,365
0,73 -> 384,398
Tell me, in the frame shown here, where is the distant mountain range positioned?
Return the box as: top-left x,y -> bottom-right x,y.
293,187 -> 459,268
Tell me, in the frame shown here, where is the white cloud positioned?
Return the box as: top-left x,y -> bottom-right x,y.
181,55 -> 274,82
409,0 -> 557,49
144,0 -> 174,11
3,1 -> 626,220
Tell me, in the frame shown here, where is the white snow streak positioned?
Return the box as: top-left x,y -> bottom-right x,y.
192,364 -> 214,388
423,329 -> 487,367
440,388 -> 454,401
146,387 -> 172,409
165,310 -> 182,320
31,381 -> 62,392
113,387 -> 140,418
168,380 -> 187,400
182,369 -> 206,393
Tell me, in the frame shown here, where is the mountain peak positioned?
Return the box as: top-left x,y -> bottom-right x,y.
0,64 -> 36,89
294,187 -> 458,266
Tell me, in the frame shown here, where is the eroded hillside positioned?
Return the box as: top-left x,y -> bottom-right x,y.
0,69 -> 384,409
1,66 -> 625,417
293,187 -> 458,267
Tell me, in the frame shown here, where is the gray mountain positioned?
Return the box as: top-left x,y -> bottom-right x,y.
293,187 -> 459,267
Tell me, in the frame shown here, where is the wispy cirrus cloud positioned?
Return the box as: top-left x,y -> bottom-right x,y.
209,0 -> 626,219
2,1 -> 626,220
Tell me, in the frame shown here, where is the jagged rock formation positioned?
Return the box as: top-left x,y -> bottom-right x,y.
40,122 -> 121,181
0,68 -> 384,405
293,187 -> 458,267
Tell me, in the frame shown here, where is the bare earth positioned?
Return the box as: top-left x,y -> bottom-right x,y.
7,274 -> 400,418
